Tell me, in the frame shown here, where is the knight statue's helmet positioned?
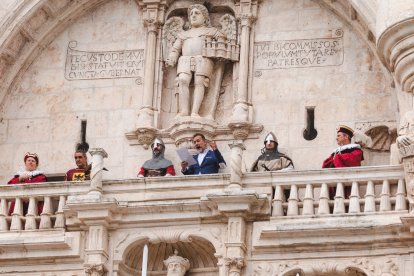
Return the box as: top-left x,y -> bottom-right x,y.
151,137 -> 165,150
264,132 -> 278,145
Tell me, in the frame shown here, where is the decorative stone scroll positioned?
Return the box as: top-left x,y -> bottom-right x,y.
65,41 -> 144,81
254,29 -> 344,70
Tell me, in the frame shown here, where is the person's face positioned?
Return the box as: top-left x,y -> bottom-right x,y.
336,132 -> 350,146
167,263 -> 185,276
193,135 -> 207,153
25,157 -> 38,171
152,143 -> 162,156
265,141 -> 276,150
190,8 -> 205,28
74,152 -> 87,169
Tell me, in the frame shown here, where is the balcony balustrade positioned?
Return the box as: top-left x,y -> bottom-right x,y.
0,165 -> 408,233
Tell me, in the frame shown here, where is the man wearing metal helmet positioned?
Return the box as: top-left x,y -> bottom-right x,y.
322,125 -> 364,168
251,132 -> 294,172
138,137 -> 176,177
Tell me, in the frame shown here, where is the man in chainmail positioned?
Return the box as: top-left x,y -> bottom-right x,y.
138,137 -> 176,177
250,132 -> 294,172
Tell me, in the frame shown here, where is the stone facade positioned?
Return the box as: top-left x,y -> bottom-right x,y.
0,0 -> 414,275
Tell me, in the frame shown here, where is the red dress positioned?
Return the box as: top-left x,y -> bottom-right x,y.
8,172 -> 47,216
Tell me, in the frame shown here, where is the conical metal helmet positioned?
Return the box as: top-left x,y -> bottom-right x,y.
151,137 -> 165,149
264,132 -> 278,145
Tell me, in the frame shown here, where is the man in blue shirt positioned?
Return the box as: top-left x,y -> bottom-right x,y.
181,133 -> 226,175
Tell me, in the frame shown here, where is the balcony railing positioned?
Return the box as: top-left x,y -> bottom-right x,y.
0,165 -> 408,232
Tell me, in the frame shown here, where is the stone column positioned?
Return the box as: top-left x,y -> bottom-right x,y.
89,148 -> 108,195
377,1 -> 414,212
228,141 -> 246,190
232,15 -> 254,123
377,0 -> 414,114
136,1 -> 166,146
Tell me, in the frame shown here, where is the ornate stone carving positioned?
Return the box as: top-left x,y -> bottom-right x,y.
84,264 -> 107,276
378,18 -> 414,93
395,110 -> 414,206
379,259 -> 398,276
148,229 -> 192,244
352,258 -> 375,274
225,258 -> 244,276
164,4 -> 239,119
363,125 -> 397,152
163,250 -> 190,276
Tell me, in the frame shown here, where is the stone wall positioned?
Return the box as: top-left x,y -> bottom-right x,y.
0,0 -> 400,182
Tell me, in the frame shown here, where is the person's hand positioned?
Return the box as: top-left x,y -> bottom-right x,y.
397,135 -> 414,147
181,161 -> 188,170
209,141 -> 217,151
19,173 -> 30,182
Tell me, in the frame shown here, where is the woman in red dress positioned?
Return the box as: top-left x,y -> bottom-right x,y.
8,152 -> 47,215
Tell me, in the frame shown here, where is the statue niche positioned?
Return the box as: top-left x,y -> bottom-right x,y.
163,4 -> 239,122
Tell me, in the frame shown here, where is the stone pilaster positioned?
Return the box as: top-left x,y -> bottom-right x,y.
136,1 -> 166,147
202,188 -> 269,276
231,0 -> 258,123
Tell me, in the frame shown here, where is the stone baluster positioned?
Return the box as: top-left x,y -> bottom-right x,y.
10,197 -> 23,230
333,182 -> 345,214
395,179 -> 407,211
272,185 -> 284,217
228,141 -> 246,190
54,195 -> 66,229
287,185 -> 299,216
0,198 -> 8,231
24,197 -> 37,230
380,180 -> 392,211
302,184 -> 314,215
318,183 -> 330,215
39,196 -> 52,229
348,182 -> 360,213
364,180 -> 376,213
89,148 -> 108,195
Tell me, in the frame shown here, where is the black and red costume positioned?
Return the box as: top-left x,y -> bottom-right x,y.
322,144 -> 364,168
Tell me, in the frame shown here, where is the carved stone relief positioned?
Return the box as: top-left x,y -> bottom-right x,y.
252,257 -> 398,276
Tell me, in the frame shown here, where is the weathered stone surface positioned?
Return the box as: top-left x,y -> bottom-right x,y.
0,0 -> 414,275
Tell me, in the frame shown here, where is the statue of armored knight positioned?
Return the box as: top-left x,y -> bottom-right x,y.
163,4 -> 239,119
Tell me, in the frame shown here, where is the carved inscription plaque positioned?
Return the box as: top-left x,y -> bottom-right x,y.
254,29 -> 344,70
65,41 -> 144,80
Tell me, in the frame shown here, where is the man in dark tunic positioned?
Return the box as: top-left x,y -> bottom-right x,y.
138,138 -> 176,177
65,150 -> 91,181
251,132 -> 294,172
